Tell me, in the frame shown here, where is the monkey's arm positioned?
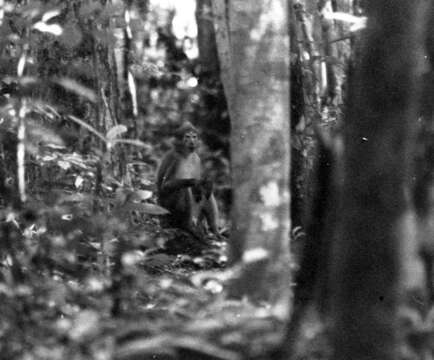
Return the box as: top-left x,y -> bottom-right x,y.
156,152 -> 177,190
157,152 -> 198,195
160,178 -> 198,194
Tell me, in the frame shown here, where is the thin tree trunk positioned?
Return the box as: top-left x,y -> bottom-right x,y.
318,0 -> 339,105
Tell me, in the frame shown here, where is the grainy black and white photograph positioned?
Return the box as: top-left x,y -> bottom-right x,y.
0,0 -> 433,359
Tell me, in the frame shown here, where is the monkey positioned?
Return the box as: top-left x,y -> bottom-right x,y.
156,123 -> 220,238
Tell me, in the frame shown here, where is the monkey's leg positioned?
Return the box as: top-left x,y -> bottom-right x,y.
171,189 -> 206,240
202,194 -> 220,235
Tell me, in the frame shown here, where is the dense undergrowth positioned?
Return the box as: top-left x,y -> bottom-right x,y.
0,134 -> 289,360
0,177 -> 286,360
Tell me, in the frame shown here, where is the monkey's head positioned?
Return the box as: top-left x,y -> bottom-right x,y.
182,130 -> 199,152
175,122 -> 200,153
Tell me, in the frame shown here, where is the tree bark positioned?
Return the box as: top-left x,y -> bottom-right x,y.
410,1 -> 434,307
214,0 -> 291,301
331,1 -> 428,360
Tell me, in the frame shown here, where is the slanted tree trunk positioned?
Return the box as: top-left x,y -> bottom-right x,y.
213,0 -> 291,301
195,0 -> 230,156
331,1 -> 428,360
211,0 -> 236,124
196,0 -> 220,80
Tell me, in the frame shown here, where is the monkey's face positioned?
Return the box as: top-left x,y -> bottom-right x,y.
183,131 -> 199,152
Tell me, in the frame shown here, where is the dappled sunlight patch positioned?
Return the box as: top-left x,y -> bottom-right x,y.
259,181 -> 280,207
242,247 -> 269,264
258,182 -> 286,231
260,212 -> 279,231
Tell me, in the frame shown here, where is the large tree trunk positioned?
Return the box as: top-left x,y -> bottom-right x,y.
331,1 -> 428,360
409,1 -> 434,309
213,0 -> 291,301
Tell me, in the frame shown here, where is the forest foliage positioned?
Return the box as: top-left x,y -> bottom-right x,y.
0,1 -> 249,359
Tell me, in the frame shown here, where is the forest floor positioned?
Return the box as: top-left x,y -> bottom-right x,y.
1,201 -> 306,360
0,145 -> 310,360
3,178 -> 425,360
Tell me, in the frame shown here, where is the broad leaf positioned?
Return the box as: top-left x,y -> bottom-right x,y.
33,22 -> 63,36
123,202 -> 169,216
27,120 -> 65,148
55,78 -> 96,102
139,203 -> 169,215
106,125 -> 127,141
130,190 -> 153,201
41,9 -> 61,22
